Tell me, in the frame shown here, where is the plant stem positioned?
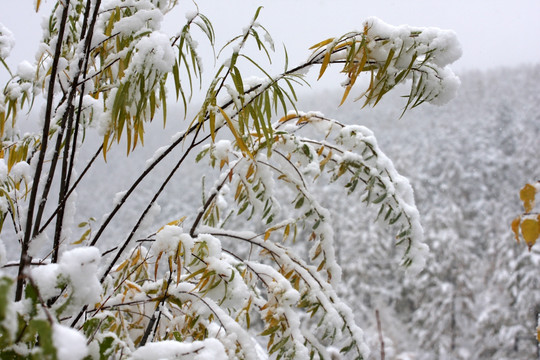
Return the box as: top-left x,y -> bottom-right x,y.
15,1 -> 70,301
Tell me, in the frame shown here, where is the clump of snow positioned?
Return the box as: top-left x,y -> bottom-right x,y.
30,262 -> 60,300
53,324 -> 89,360
131,338 -> 227,360
10,161 -> 31,184
428,66 -> 461,106
0,23 -> 15,59
16,61 -> 35,81
59,247 -> 102,305
30,247 -> 102,306
28,232 -> 49,258
185,10 -> 198,22
213,140 -> 231,162
112,7 -> 164,36
130,32 -> 175,74
151,225 -> 194,260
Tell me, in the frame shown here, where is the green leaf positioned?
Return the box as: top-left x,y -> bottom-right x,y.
372,192 -> 387,204
30,319 -> 57,359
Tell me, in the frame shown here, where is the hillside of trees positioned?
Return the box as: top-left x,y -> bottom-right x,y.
304,64 -> 540,359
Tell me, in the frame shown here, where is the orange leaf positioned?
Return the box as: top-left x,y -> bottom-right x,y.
278,113 -> 298,123
511,217 -> 521,243
309,38 -> 334,50
521,218 -> 540,250
520,183 -> 536,213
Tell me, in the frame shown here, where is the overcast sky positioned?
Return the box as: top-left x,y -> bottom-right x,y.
2,0 -> 539,84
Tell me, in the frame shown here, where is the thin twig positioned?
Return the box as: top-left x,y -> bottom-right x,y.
376,309 -> 385,360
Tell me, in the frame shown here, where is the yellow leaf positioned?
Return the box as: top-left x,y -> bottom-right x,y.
278,113 -> 298,123
316,259 -> 326,272
220,159 -> 228,170
521,218 -> 540,250
115,259 -> 129,272
158,216 -> 187,233
71,228 -> 91,245
318,50 -> 332,80
309,37 -> 334,50
520,183 -> 536,213
283,224 -> 290,242
319,150 -> 333,168
264,230 -> 272,241
511,217 -> 521,243
155,251 -> 163,280
125,281 -> 142,292
218,107 -> 253,159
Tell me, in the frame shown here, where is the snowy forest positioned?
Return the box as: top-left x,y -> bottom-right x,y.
0,0 -> 539,359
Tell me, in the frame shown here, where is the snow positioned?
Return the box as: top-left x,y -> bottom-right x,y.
28,232 -> 49,258
185,10 -> 199,22
131,338 -> 227,360
0,23 -> 14,59
0,239 -> 6,268
145,146 -> 169,169
113,190 -> 128,206
112,5 -> 164,36
130,32 -> 175,74
213,140 -> 231,162
10,161 -> 31,184
30,247 -> 102,306
0,159 -> 7,182
53,324 -> 89,360
16,61 -> 35,81
151,225 -> 190,257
